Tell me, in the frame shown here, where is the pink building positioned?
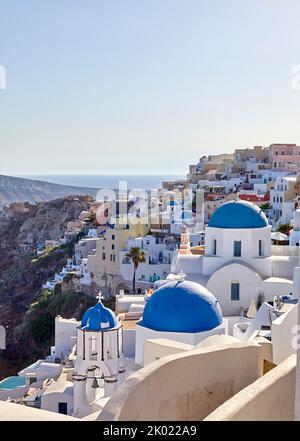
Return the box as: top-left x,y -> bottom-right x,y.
269,143 -> 300,172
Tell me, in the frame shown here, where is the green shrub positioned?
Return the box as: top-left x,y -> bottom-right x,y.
54,282 -> 62,295
29,313 -> 54,344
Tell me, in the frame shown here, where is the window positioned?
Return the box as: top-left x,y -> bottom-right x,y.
112,244 -> 115,250
233,241 -> 242,257
259,240 -> 263,256
231,282 -> 240,301
102,252 -> 105,260
212,239 -> 217,255
58,402 -> 68,415
112,235 -> 115,240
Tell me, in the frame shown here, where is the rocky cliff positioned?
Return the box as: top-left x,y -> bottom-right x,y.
0,174 -> 98,206
17,196 -> 91,245
0,196 -> 96,378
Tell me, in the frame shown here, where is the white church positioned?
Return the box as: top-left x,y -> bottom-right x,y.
171,200 -> 297,316
72,300 -> 126,417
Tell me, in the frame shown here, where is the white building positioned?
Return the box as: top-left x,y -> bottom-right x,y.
72,300 -> 125,418
170,200 -> 296,316
290,209 -> 300,247
120,235 -> 177,286
49,316 -> 79,363
198,178 -> 242,194
18,361 -> 63,390
40,380 -> 74,416
269,175 -> 298,226
75,237 -> 97,265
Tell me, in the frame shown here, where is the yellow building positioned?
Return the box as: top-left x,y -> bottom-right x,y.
87,217 -> 149,293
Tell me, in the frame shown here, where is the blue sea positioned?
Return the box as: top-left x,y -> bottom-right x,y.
20,174 -> 186,190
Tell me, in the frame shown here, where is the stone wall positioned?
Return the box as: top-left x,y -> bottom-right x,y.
205,355 -> 295,421
99,339 -> 262,421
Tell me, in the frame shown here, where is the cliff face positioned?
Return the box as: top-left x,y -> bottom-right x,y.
0,174 -> 98,206
17,196 -> 90,245
0,196 -> 95,378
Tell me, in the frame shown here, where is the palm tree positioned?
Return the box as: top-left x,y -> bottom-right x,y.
125,247 -> 146,293
260,202 -> 271,211
277,223 -> 292,236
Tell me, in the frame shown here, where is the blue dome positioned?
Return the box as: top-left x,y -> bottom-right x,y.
140,280 -> 222,333
81,301 -> 117,331
208,200 -> 268,229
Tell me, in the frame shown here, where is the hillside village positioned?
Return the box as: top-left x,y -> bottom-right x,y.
1,142 -> 300,420
17,142 -> 300,299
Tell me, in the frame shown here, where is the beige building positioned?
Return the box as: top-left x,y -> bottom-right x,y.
204,192 -> 237,223
234,145 -> 269,163
188,153 -> 234,183
269,143 -> 300,172
87,218 -> 149,293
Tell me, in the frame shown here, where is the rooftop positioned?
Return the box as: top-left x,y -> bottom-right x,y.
208,200 -> 269,229
140,280 -> 223,333
42,380 -> 73,396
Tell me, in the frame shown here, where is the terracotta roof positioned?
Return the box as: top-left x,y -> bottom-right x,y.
239,192 -> 269,203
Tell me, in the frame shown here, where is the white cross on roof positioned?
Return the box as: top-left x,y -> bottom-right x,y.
178,270 -> 186,281
96,291 -> 103,303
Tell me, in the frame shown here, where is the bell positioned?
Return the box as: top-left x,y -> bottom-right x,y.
91,378 -> 99,389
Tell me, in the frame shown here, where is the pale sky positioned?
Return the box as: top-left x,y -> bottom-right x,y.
1,0 -> 300,175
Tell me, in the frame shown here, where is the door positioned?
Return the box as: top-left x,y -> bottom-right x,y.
58,402 -> 68,415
